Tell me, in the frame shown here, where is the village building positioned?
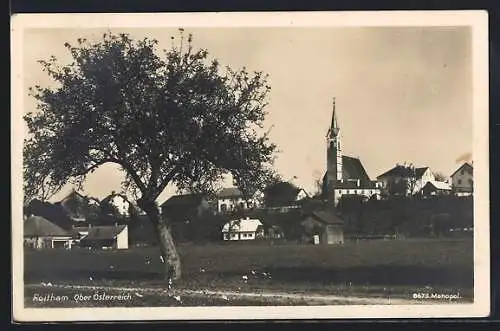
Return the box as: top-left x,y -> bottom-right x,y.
421,180 -> 452,196
24,215 -> 74,249
216,187 -> 263,213
222,217 -> 264,241
57,190 -> 90,223
160,194 -> 212,220
300,209 -> 344,245
71,225 -> 91,244
78,225 -> 129,249
377,165 -> 435,196
24,199 -> 75,231
450,162 -> 473,196
296,188 -> 310,201
101,192 -> 131,217
160,193 -> 213,241
322,98 -> 381,205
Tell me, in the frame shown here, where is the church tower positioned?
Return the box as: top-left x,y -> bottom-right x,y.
325,98 -> 343,199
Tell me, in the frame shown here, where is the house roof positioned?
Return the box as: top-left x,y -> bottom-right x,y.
79,225 -> 127,241
26,199 -> 75,231
217,187 -> 243,199
423,181 -> 452,191
222,218 -> 263,233
342,156 -> 371,182
377,165 -> 429,179
310,209 -> 344,225
24,215 -> 72,237
160,193 -> 206,208
296,188 -> 310,197
450,162 -> 473,178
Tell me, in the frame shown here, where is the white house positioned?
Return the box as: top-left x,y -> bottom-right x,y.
296,188 -> 310,201
216,187 -> 262,213
450,162 -> 473,196
24,215 -> 74,249
101,193 -> 131,216
377,165 -> 435,196
222,217 -> 264,241
79,224 -> 129,249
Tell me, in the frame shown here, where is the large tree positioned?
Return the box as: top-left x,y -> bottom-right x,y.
24,30 -> 277,281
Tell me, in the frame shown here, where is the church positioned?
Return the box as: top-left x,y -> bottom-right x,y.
322,98 -> 381,205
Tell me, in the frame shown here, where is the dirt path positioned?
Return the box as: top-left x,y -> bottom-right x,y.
26,283 -> 461,305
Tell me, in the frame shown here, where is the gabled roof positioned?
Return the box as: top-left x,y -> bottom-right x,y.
26,200 -> 74,231
377,165 -> 429,180
217,187 -> 243,199
101,193 -> 129,205
296,188 -> 310,198
342,156 -> 371,182
59,190 -> 87,204
450,162 -> 473,178
24,216 -> 72,237
310,209 -> 344,225
222,218 -> 263,233
160,193 -> 206,208
79,225 -> 127,241
423,181 -> 452,191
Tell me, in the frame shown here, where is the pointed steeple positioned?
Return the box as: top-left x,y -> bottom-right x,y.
328,97 -> 339,138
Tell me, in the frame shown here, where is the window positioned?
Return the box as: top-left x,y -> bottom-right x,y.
458,179 -> 462,185
461,170 -> 464,175
239,202 -> 245,209
241,233 -> 247,238
220,204 -> 227,212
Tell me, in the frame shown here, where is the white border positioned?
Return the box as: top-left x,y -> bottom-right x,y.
11,11 -> 490,321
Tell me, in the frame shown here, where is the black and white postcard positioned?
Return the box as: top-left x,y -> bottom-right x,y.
11,11 -> 490,321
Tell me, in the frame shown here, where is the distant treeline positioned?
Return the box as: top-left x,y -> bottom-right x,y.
337,195 -> 473,238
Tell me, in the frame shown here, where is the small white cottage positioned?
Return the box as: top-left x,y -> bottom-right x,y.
222,217 -> 264,241
24,215 -> 74,249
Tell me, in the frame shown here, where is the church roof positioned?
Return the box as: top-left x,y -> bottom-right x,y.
323,155 -> 377,189
342,156 -> 371,182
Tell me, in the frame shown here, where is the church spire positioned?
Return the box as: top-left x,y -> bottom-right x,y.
328,97 -> 339,138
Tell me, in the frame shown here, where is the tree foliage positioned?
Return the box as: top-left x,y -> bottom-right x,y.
24,30 -> 277,279
433,171 -> 448,182
263,179 -> 301,207
24,30 -> 276,203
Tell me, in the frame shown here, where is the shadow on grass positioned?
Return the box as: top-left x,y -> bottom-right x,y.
215,265 -> 473,288
24,270 -> 164,283
25,264 -> 473,288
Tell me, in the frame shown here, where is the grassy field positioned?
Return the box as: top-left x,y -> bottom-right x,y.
23,238 -> 474,306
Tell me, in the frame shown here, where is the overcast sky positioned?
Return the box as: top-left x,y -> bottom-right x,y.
23,26 -> 473,203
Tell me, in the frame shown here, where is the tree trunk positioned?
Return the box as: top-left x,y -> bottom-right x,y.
138,198 -> 182,281
155,216 -> 182,281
